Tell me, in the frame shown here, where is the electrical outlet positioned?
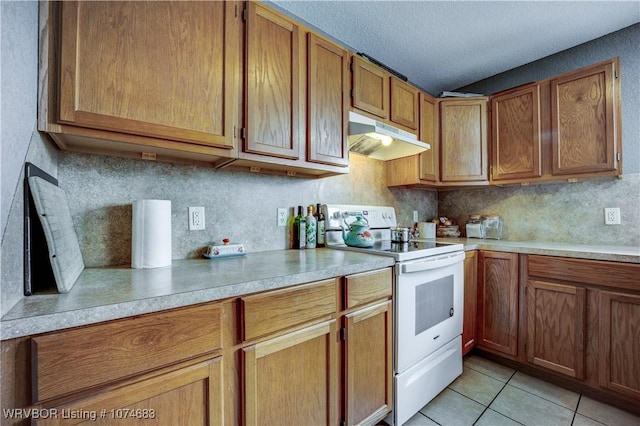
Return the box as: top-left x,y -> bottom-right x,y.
188,206 -> 205,230
604,207 -> 621,225
277,208 -> 288,227
413,210 -> 419,223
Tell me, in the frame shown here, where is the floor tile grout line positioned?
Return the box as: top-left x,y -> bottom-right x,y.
505,375 -> 582,413
470,368 -> 520,426
570,394 -> 582,426
464,363 -> 514,384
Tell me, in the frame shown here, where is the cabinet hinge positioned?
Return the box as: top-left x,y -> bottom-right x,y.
349,89 -> 354,99
615,70 -> 619,79
349,62 -> 354,72
233,125 -> 237,138
617,152 -> 621,162
340,327 -> 347,341
524,286 -> 527,295
242,8 -> 248,21
234,4 -> 238,18
241,127 -> 246,140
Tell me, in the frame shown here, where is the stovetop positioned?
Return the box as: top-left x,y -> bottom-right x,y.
322,204 -> 464,261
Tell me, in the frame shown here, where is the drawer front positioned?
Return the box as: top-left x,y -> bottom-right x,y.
344,268 -> 392,309
32,303 -> 221,401
240,279 -> 337,342
528,255 -> 640,291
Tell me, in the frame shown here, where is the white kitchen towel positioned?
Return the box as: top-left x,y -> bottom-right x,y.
131,200 -> 172,269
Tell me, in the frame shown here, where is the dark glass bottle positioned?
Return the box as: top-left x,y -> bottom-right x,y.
293,206 -> 306,249
316,203 -> 325,247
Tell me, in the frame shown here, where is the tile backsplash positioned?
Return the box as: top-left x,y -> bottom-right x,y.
58,152 -> 437,267
438,174 -> 640,246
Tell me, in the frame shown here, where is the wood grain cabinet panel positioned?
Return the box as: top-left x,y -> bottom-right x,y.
343,268 -> 392,310
243,320 -> 338,426
491,84 -> 543,181
32,303 -> 221,401
599,291 -> 640,400
463,250 -> 478,355
390,78 -> 419,132
526,280 -> 586,379
239,279 -> 337,342
419,92 -> 439,182
307,33 -> 349,166
344,301 -> 393,426
244,2 -> 303,159
551,60 -> 620,175
477,251 -> 519,357
35,359 -> 223,426
352,55 -> 390,119
57,1 -> 237,150
440,98 -> 489,183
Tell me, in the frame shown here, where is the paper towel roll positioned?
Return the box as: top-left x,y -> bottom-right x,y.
132,200 -> 172,269
418,222 -> 436,239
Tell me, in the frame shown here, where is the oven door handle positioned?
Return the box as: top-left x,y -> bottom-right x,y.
400,251 -> 464,274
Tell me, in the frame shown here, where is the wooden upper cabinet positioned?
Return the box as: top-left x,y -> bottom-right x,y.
244,2 -> 303,159
307,33 -> 349,167
419,92 -> 439,182
551,59 -> 620,176
440,98 -> 489,183
491,84 -> 543,182
390,77 -> 419,132
57,1 -> 237,149
352,55 -> 390,119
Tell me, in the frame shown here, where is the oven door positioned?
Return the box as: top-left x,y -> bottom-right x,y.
395,251 -> 464,373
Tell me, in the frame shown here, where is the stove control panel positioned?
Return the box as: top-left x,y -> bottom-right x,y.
322,204 -> 397,230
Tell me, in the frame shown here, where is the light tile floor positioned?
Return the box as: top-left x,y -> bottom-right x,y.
404,355 -> 640,426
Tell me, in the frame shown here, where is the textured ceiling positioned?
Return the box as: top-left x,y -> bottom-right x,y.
270,1 -> 640,95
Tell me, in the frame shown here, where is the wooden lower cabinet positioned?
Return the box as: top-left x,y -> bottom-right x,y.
462,251 -> 478,355
526,280 -> 586,379
242,320 -> 338,425
477,251 -> 519,357
343,301 -> 393,426
598,291 -> 640,400
35,358 -> 223,426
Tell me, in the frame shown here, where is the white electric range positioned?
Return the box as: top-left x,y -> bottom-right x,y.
322,204 -> 464,425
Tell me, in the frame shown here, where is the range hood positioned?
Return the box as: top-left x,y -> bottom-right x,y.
348,111 -> 430,161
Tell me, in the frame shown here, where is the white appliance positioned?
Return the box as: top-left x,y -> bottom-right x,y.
323,204 -> 464,425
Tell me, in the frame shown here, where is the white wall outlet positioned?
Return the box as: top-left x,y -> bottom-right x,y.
277,208 -> 288,227
413,210 -> 419,223
188,206 -> 205,230
604,207 -> 621,225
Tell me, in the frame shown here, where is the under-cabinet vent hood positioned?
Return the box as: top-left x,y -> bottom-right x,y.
348,111 -> 430,161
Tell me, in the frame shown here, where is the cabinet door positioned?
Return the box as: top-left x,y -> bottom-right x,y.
462,251 -> 478,355
551,60 -> 620,175
419,92 -> 439,182
58,1 -> 237,149
526,280 -> 586,379
35,359 -> 223,426
491,84 -> 543,181
344,301 -> 393,426
390,78 -> 419,132
243,320 -> 338,425
307,33 -> 349,166
599,291 -> 640,400
245,2 -> 303,159
440,99 -> 488,182
352,55 -> 389,119
477,251 -> 519,357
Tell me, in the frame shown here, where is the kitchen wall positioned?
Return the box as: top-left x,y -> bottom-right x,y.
440,23 -> 640,245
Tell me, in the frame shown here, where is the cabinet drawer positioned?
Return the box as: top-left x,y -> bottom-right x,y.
32,303 -> 221,402
344,268 -> 392,309
239,279 -> 337,341
528,255 -> 640,291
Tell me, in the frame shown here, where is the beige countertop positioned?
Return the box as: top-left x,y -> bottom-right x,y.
0,249 -> 394,341
2,240 -> 638,341
437,238 -> 640,263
